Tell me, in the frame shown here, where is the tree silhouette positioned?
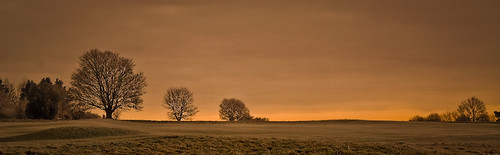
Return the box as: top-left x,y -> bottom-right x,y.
70,49 -> 147,119
0,78 -> 18,118
163,87 -> 199,121
424,113 -> 441,121
238,115 -> 270,122
494,111 -> 500,122
219,98 -> 250,121
440,111 -> 458,122
24,78 -> 63,119
409,115 -> 425,121
52,79 -> 72,119
457,97 -> 487,122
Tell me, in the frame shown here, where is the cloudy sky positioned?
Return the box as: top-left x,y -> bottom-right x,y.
1,0 -> 499,121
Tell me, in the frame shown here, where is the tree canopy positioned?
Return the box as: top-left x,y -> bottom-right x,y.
457,97 -> 487,122
219,98 -> 250,121
0,78 -> 18,118
23,78 -> 64,119
163,87 -> 199,121
70,49 -> 147,119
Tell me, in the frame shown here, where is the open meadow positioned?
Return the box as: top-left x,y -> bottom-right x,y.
0,119 -> 499,154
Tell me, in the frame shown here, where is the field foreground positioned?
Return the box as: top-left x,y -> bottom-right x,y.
0,119 -> 498,154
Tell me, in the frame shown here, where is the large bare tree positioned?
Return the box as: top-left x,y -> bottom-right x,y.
163,87 -> 198,121
70,49 -> 147,119
219,98 -> 250,121
457,97 -> 487,122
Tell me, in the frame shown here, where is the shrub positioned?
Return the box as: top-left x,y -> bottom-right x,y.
425,113 -> 441,122
455,115 -> 471,122
409,115 -> 425,121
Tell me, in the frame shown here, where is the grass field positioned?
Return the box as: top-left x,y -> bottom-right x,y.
0,119 -> 499,154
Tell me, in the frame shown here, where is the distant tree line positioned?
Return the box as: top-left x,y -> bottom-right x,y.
0,77 -> 100,120
4,49 -> 498,123
409,97 -> 499,122
0,49 -> 143,120
162,87 -> 269,122
1,49 -> 270,122
5,49 -> 499,123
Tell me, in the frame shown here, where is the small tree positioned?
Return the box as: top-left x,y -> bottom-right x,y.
70,49 -> 147,119
240,115 -> 270,122
409,115 -> 425,121
219,98 -> 250,121
252,117 -> 270,122
441,111 -> 459,122
163,87 -> 198,121
425,113 -> 441,122
457,97 -> 487,122
0,78 -> 18,118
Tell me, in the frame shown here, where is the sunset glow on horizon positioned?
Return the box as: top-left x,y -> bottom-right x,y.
1,0 -> 499,121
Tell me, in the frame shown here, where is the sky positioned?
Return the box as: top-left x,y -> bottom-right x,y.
1,0 -> 499,121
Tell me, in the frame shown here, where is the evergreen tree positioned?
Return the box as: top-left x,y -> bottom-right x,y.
24,78 -> 62,119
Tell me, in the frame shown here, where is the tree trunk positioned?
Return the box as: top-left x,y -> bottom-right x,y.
105,110 -> 113,119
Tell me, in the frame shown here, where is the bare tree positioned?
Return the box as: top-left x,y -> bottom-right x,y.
425,113 -> 441,122
0,78 -> 18,118
219,98 -> 250,121
163,87 -> 198,121
457,97 -> 487,122
440,111 -> 459,122
70,49 -> 147,119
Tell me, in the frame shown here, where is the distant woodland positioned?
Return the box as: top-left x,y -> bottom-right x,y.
1,49 -> 498,122
0,49 -> 268,122
409,97 -> 499,122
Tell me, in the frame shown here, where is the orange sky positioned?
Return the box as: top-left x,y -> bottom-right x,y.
1,0 -> 499,121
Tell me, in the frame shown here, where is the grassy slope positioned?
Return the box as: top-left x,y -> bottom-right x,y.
0,126 -> 137,142
0,119 -> 499,154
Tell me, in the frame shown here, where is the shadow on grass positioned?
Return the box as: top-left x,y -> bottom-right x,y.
0,126 -> 138,142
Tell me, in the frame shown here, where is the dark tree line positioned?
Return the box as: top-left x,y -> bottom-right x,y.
23,78 -> 62,119
410,97 -> 496,122
5,48 -> 496,123
0,77 -> 100,120
2,49 -> 271,121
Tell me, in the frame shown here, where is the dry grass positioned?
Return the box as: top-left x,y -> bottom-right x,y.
0,126 -> 137,142
1,135 -> 498,154
0,119 -> 498,154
